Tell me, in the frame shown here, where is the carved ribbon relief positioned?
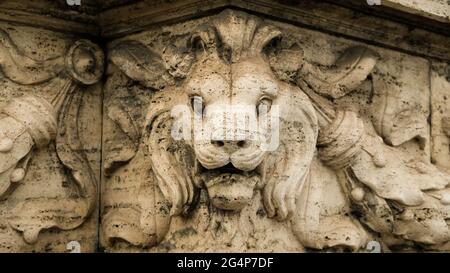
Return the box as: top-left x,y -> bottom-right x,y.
0,29 -> 103,244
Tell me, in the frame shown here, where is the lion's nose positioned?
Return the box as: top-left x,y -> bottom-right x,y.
211,140 -> 248,152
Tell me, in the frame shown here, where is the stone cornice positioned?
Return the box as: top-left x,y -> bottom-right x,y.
378,0 -> 450,23
0,0 -> 449,61
99,0 -> 450,61
0,1 -> 99,36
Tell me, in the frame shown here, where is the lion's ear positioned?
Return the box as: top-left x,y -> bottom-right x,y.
299,46 -> 379,99
267,42 -> 304,82
267,43 -> 378,99
109,40 -> 174,90
189,25 -> 217,57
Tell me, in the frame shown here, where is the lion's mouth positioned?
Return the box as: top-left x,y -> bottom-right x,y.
197,163 -> 260,187
196,162 -> 262,211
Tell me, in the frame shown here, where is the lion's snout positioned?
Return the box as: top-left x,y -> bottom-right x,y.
193,108 -> 267,211
211,139 -> 249,153
194,105 -> 266,171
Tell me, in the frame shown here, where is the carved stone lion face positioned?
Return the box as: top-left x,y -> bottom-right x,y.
139,10 -> 318,222
110,9 -> 318,223
186,55 -> 279,210
104,9 -> 450,252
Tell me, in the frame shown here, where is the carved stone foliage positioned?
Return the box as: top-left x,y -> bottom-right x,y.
101,9 -> 450,252
0,24 -> 103,251
0,4 -> 449,253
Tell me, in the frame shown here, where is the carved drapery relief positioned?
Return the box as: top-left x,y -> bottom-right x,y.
0,25 -> 103,250
0,5 -> 449,253
101,10 -> 450,252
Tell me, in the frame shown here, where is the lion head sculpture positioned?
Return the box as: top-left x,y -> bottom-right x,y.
102,9 -> 450,252
162,12 -> 319,219
113,10 -> 319,219
101,9 -> 365,251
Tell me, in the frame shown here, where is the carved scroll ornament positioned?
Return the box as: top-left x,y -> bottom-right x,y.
0,29 -> 104,243
102,10 -> 450,252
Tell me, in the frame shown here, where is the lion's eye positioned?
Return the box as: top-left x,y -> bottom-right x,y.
190,96 -> 204,116
257,98 -> 272,115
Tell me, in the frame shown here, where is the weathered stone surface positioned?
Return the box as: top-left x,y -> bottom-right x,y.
0,0 -> 449,253
382,0 -> 450,23
0,22 -> 103,252
101,9 -> 450,253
